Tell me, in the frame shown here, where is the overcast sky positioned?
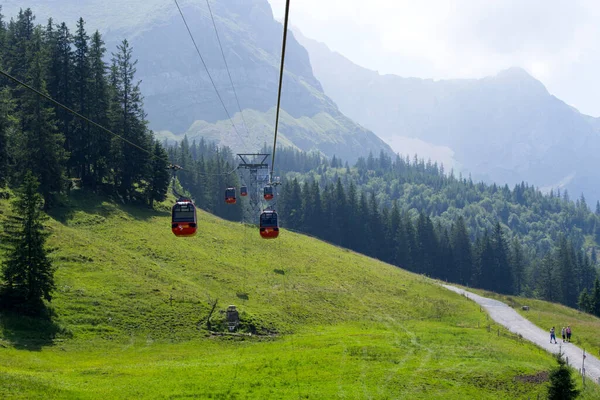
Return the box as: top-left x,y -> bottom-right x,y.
269,0 -> 600,117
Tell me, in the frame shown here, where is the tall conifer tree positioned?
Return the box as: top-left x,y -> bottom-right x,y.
0,88 -> 13,187
1,171 -> 55,310
71,17 -> 90,180
146,141 -> 169,208
88,30 -> 110,189
109,39 -> 151,200
451,216 -> 473,285
18,27 -> 66,208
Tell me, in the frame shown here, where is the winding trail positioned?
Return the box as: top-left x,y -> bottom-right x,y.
443,284 -> 600,383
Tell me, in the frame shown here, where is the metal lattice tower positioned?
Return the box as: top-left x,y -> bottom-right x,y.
237,154 -> 270,222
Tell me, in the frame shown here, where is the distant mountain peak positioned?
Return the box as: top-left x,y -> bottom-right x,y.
297,31 -> 600,201
494,66 -> 544,84
497,66 -> 532,78
490,66 -> 548,94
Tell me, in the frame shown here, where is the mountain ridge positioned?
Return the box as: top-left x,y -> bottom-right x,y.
294,28 -> 600,200
1,0 -> 393,161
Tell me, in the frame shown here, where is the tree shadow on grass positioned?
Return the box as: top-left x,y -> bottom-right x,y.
0,305 -> 71,351
47,187 -> 170,225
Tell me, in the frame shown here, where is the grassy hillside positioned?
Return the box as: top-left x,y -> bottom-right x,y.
0,190 -> 595,398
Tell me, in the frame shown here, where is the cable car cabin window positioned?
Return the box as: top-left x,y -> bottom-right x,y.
172,204 -> 195,222
260,212 -> 278,227
225,188 -> 237,204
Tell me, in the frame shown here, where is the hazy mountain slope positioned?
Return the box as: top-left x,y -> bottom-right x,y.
179,107 -> 382,159
3,0 -> 393,161
295,29 -> 600,200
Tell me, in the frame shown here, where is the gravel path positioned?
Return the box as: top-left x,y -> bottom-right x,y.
443,284 -> 600,383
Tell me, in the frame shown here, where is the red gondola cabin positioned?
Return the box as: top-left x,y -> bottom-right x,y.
240,186 -> 248,197
171,199 -> 197,237
263,185 -> 274,201
225,187 -> 236,204
259,210 -> 279,239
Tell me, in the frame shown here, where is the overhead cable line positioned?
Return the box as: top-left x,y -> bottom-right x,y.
205,0 -> 251,139
169,163 -> 238,178
173,0 -> 248,149
269,0 -> 291,181
0,68 -> 155,158
0,68 -> 239,177
199,166 -> 239,177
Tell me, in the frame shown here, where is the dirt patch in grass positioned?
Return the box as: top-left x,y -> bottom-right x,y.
514,371 -> 549,384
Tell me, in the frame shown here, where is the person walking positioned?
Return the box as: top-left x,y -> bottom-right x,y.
561,327 -> 566,343
550,327 -> 557,344
566,326 -> 572,342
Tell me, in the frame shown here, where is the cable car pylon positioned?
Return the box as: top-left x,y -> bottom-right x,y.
236,153 -> 270,219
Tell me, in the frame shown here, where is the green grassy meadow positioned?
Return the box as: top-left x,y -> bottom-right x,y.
0,191 -> 595,398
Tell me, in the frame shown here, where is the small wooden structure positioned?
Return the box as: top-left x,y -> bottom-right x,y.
226,305 -> 239,332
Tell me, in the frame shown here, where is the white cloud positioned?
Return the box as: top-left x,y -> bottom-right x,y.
269,0 -> 600,116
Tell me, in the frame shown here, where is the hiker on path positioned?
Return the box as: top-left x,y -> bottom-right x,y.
566,326 -> 572,342
561,327 -> 566,343
550,327 -> 557,344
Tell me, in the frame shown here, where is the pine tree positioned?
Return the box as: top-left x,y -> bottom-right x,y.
592,277 -> 600,317
578,288 -> 593,314
286,178 -> 303,228
476,231 -> 495,291
547,352 -> 579,400
368,191 -> 382,257
5,9 -> 35,83
333,178 -> 348,246
109,39 -> 151,200
415,213 -> 437,276
510,238 -> 526,295
395,212 -> 416,271
437,225 -> 453,281
557,237 -> 578,307
146,141 -> 169,208
46,22 -> 74,174
87,30 -> 110,190
18,27 -> 66,208
345,182 -> 359,249
536,254 -> 558,302
491,222 -> 512,294
0,171 -> 55,311
0,88 -> 14,187
0,7 -> 6,55
356,191 -> 371,255
71,17 -> 90,181
451,216 -> 473,285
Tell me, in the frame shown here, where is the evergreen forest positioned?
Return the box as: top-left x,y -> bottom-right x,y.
168,141 -> 600,313
0,8 -> 170,209
2,7 -> 600,319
